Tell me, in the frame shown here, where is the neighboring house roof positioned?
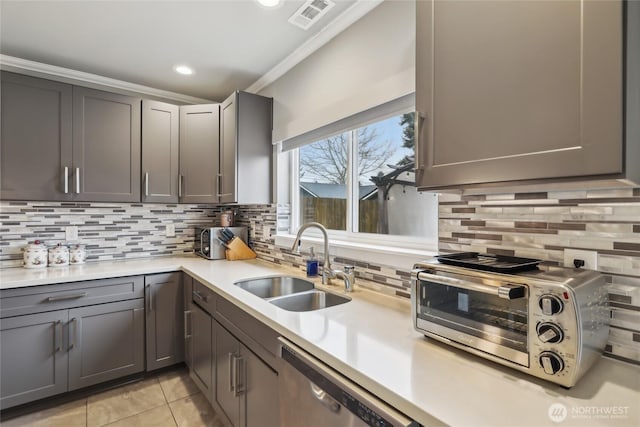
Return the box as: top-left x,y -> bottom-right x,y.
300,182 -> 377,200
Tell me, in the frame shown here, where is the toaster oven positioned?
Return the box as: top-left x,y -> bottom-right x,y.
411,253 -> 609,387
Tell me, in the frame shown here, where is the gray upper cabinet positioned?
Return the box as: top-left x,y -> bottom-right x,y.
72,87 -> 141,201
1,72 -> 73,201
142,100 -> 180,203
179,104 -> 220,204
219,91 -> 273,204
416,0 -> 627,189
145,272 -> 184,371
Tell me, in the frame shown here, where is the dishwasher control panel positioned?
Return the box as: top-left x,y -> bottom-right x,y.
280,344 -> 419,427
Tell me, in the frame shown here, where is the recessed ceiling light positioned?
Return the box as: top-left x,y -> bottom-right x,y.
174,65 -> 194,75
256,0 -> 282,8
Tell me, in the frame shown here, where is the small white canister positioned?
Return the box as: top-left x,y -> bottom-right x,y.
23,241 -> 48,269
69,244 -> 87,265
48,244 -> 69,267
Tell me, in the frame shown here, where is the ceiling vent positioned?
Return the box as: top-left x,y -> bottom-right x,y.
288,0 -> 336,30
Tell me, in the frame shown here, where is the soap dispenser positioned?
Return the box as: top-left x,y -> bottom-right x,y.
306,247 -> 319,277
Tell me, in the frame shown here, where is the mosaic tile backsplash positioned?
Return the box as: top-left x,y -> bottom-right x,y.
438,188 -> 640,365
1,187 -> 639,365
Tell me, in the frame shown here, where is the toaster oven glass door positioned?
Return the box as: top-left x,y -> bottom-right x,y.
416,272 -> 529,365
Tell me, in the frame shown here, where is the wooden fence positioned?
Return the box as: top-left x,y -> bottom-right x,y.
302,197 -> 379,233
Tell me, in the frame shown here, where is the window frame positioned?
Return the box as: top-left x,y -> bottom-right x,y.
285,106 -> 439,254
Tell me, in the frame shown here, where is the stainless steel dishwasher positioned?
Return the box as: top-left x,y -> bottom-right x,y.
278,338 -> 420,427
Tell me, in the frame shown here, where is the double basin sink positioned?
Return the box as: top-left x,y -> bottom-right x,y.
234,276 -> 350,312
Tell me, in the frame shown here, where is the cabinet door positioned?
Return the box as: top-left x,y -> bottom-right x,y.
179,104 -> 220,203
243,343 -> 279,427
219,93 -> 237,204
221,91 -> 273,205
215,321 -> 240,427
190,303 -> 213,400
145,272 -> 183,371
0,310 -> 68,409
416,0 -> 623,189
72,86 -> 141,202
183,274 -> 194,369
142,100 -> 179,203
68,299 -> 144,390
1,72 -> 73,201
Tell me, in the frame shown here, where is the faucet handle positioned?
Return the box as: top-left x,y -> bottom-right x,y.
344,265 -> 355,274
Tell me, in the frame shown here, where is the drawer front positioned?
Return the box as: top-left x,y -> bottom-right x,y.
192,279 -> 216,316
216,297 -> 279,366
0,276 -> 144,318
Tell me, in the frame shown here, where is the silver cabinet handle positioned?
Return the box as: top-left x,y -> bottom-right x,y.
414,112 -> 426,173
75,167 -> 81,194
69,317 -> 77,349
63,167 -> 69,194
54,320 -> 62,352
178,175 -> 183,198
46,292 -> 87,302
416,271 -> 526,300
228,353 -> 235,392
192,290 -> 210,302
234,355 -> 245,396
183,310 -> 192,339
146,284 -> 153,311
144,172 -> 149,197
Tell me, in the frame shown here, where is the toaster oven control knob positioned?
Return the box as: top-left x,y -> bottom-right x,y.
536,322 -> 564,343
539,351 -> 564,375
539,294 -> 563,315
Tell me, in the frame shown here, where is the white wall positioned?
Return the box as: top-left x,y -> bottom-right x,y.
259,0 -> 415,142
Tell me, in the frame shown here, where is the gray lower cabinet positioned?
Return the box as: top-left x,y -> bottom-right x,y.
72,86 -> 141,202
214,320 -> 279,427
145,273 -> 184,371
179,104 -> 221,204
142,100 -> 179,203
415,0 -> 627,189
0,276 -> 145,409
219,91 -> 272,204
190,302 -> 213,400
0,310 -> 69,409
183,274 -> 194,369
68,299 -> 144,390
0,71 -> 73,201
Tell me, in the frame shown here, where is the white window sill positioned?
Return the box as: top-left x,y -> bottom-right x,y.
274,234 -> 438,270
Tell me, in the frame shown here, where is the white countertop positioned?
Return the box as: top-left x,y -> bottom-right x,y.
1,257 -> 639,426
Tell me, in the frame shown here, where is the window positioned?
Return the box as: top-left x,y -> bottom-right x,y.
284,101 -> 438,247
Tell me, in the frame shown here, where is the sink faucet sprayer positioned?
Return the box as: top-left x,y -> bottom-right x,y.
291,222 -> 355,292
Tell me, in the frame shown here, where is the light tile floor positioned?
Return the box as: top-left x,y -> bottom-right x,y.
1,368 -> 228,427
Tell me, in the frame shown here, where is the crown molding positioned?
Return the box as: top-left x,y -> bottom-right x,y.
245,0 -> 383,94
0,55 -> 214,104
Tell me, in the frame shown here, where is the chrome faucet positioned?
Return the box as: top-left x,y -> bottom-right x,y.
291,222 -> 355,292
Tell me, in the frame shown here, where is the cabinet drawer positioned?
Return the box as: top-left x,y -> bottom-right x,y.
0,276 -> 144,318
215,297 -> 279,367
192,279 -> 216,316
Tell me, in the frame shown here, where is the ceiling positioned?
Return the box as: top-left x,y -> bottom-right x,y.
0,0 -> 358,101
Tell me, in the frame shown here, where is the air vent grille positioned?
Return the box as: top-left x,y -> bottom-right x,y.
288,0 -> 336,30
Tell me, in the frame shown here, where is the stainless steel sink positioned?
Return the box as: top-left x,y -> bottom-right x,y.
234,276 -> 315,298
269,290 -> 351,312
